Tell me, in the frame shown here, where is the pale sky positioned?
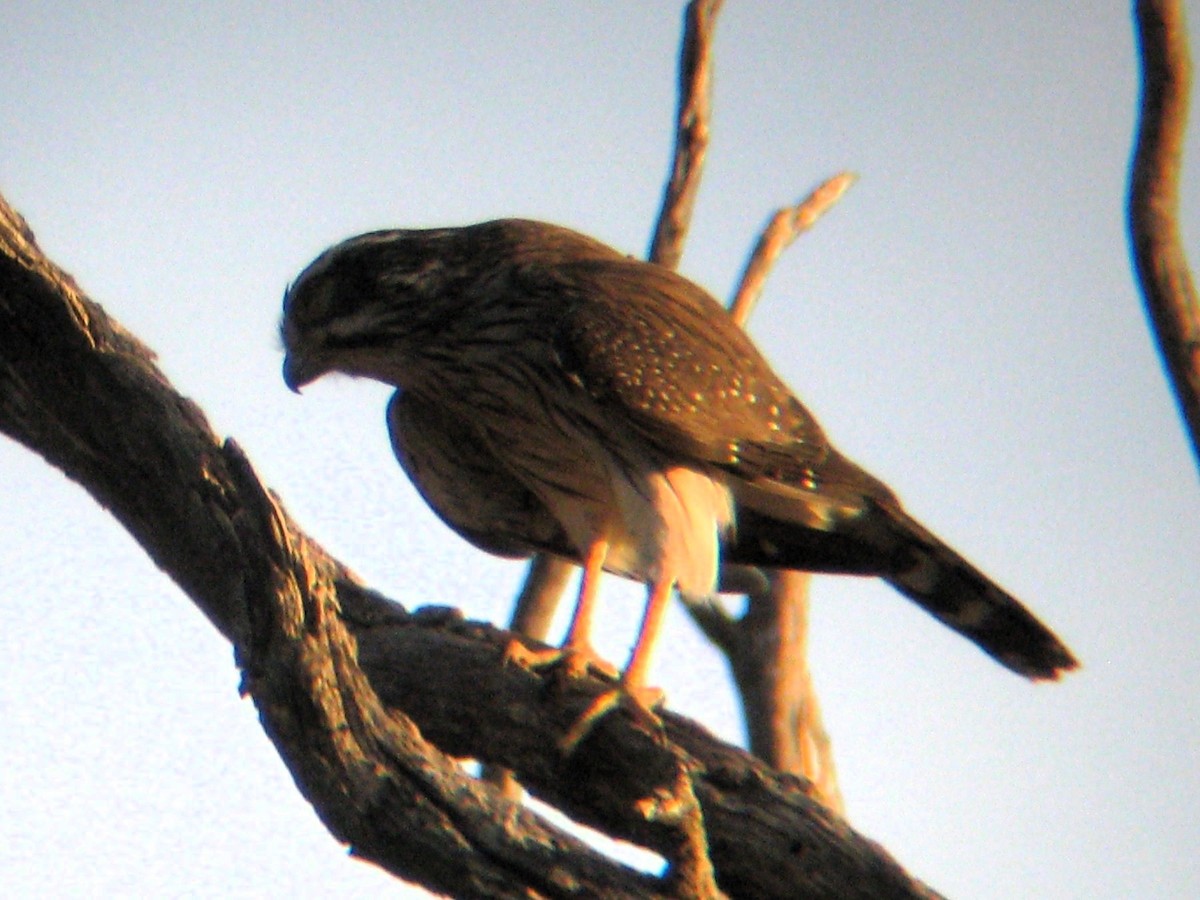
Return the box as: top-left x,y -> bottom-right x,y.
2,3 -> 1198,898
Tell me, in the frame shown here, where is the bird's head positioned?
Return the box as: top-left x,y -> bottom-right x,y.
280,228 -> 466,393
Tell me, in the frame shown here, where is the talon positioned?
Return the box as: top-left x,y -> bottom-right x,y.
501,638 -> 560,670
502,638 -> 619,681
559,682 -> 666,753
560,645 -> 620,681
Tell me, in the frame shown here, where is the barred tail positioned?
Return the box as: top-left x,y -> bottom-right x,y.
728,498 -> 1079,680
883,511 -> 1078,680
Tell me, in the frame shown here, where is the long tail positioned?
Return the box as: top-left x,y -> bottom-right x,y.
878,510 -> 1078,680
729,502 -> 1079,680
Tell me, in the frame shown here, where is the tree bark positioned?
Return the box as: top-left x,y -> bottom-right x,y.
0,194 -> 940,898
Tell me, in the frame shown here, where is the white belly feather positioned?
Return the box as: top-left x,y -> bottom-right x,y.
594,463 -> 734,600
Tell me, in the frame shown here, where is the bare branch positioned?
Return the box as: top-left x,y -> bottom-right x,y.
644,0 -> 848,808
1130,0 -> 1200,470
731,572 -> 843,815
648,0 -> 724,269
673,173 -> 857,812
0,197 -> 665,899
502,0 -> 725,737
729,172 -> 857,326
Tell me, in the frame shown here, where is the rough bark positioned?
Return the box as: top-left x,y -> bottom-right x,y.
0,193 -> 941,898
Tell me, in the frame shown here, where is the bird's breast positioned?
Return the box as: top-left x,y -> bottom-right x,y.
427,329 -> 733,596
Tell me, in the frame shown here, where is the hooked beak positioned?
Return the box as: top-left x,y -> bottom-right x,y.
282,351 -> 326,393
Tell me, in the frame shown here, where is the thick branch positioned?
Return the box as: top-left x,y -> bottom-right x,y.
1130,0 -> 1200,469
232,494 -> 661,899
0,195 -> 938,898
481,553 -> 575,797
0,197 -> 662,899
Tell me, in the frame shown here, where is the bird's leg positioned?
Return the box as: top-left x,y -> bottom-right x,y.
560,576 -> 672,752
621,576 -> 672,696
558,539 -> 609,672
502,539 -> 619,680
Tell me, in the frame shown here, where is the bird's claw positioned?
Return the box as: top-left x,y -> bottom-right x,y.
501,638 -> 620,682
500,639 -> 665,752
559,682 -> 665,753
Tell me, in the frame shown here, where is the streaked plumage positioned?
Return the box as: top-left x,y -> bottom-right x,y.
282,218 -> 1077,705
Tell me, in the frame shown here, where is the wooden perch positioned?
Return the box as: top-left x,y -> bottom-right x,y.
0,194 -> 941,897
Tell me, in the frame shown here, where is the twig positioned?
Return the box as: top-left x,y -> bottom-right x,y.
729,172 -> 856,326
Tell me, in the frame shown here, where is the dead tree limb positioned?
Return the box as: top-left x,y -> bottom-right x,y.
0,194 -> 941,897
728,173 -> 857,328
502,3 -> 857,808
507,0 -> 723,637
649,0 -> 724,270
1130,0 -> 1200,470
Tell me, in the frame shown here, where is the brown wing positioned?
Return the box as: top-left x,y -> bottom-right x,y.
387,390 -> 575,561
548,257 -> 830,476
541,253 -> 1077,680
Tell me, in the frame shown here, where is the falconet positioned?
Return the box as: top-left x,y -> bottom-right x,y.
281,219 -> 1078,736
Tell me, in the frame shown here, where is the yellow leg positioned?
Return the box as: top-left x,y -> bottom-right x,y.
563,539 -> 607,652
621,576 -> 673,693
503,539 -> 618,680
559,576 -> 672,752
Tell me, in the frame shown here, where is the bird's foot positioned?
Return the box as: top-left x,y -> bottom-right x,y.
501,638 -> 620,682
559,681 -> 665,753
501,639 -> 664,751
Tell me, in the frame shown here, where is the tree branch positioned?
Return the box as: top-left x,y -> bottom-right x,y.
500,25 -> 861,811
679,177 -> 856,813
482,552 -> 576,797
0,194 -> 940,898
729,173 -> 857,327
646,1 -> 851,807
0,197 -> 664,899
648,0 -> 723,270
1130,0 -> 1200,471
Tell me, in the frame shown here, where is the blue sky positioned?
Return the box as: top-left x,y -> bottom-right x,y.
2,3 -> 1198,897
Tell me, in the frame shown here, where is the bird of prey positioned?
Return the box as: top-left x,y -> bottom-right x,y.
281,218 -> 1078,732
